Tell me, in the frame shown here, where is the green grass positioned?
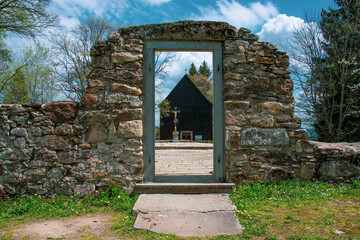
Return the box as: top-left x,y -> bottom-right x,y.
230,180 -> 360,239
0,180 -> 359,239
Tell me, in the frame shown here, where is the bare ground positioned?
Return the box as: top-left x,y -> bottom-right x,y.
10,213 -> 119,240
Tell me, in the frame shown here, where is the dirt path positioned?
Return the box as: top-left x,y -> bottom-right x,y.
10,213 -> 118,240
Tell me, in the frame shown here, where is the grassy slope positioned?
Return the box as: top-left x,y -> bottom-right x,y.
0,180 -> 359,240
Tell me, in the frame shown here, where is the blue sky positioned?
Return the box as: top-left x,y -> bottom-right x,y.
45,0 -> 335,126
7,0 -> 336,125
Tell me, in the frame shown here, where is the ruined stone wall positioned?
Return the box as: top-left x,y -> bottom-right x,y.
222,28 -> 315,184
0,101 -> 143,198
0,21 -> 358,198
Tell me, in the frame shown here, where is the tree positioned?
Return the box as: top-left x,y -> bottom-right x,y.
0,0 -> 58,38
189,74 -> 213,102
289,0 -> 360,142
0,0 -> 58,100
199,60 -> 212,78
189,63 -> 198,75
2,68 -> 29,103
1,42 -> 57,103
188,61 -> 213,102
52,17 -> 117,102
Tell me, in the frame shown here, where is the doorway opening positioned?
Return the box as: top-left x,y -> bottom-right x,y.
154,51 -> 214,182
144,41 -> 224,183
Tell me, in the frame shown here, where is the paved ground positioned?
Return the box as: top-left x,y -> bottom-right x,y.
133,194 -> 243,237
155,142 -> 214,175
155,149 -> 213,175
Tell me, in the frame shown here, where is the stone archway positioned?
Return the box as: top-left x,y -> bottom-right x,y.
87,21 -> 313,185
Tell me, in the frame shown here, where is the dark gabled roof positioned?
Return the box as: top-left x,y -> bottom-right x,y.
161,74 -> 212,106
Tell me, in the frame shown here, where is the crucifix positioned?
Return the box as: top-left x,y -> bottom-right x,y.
171,107 -> 180,131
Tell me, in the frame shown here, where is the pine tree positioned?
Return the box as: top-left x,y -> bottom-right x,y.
188,63 -> 198,75
198,60 -> 212,78
313,0 -> 360,141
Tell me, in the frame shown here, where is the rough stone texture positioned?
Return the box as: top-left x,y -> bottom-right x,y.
310,141 -> 360,183
0,21 -> 357,199
41,102 -> 79,123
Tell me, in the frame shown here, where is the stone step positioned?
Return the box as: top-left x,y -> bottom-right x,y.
134,182 -> 235,194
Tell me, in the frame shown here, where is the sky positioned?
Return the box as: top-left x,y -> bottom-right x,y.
7,0 -> 336,125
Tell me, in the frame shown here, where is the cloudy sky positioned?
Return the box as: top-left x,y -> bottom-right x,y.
7,0 -> 335,124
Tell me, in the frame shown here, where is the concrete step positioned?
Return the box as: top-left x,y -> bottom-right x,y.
134,182 -> 235,194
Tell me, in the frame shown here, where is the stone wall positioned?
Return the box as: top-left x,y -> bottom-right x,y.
0,21 -> 358,198
311,142 -> 360,183
0,102 -> 142,198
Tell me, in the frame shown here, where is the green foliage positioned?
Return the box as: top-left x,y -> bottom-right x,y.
199,60 -> 212,78
2,69 -> 29,103
188,62 -> 198,75
0,42 -> 57,103
314,0 -> 360,141
0,0 -> 58,38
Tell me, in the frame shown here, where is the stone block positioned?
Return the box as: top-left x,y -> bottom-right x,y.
81,93 -> 98,106
110,83 -> 142,95
86,124 -> 108,143
299,162 -> 315,180
104,93 -> 126,104
74,183 -> 96,198
111,52 -> 143,63
10,128 -> 27,137
58,151 -> 78,164
42,135 -> 69,150
112,108 -> 142,121
240,128 -> 289,146
262,101 -> 294,115
79,111 -> 109,123
24,168 -> 47,182
118,120 -> 142,138
41,102 -> 79,123
56,124 -> 73,135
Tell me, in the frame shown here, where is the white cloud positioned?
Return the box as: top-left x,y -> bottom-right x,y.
49,0 -> 129,30
192,0 -> 279,30
257,14 -> 305,48
139,0 -> 171,5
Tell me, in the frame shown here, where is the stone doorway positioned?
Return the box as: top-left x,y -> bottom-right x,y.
144,41 -> 224,183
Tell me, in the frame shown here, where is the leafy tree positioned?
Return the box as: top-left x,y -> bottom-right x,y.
1,42 -> 57,103
289,0 -> 360,142
189,74 -> 213,102
0,0 -> 58,38
189,63 -> 198,75
187,61 -> 213,102
198,60 -> 212,78
0,0 -> 58,101
52,17 -> 117,102
2,68 -> 29,103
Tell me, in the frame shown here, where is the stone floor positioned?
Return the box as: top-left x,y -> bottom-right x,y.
155,147 -> 213,175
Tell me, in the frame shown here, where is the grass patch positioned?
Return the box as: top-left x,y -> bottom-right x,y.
0,180 -> 359,239
230,180 -> 360,239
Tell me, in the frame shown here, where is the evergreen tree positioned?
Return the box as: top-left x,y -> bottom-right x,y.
199,60 -> 212,78
188,63 -> 198,75
313,0 -> 360,141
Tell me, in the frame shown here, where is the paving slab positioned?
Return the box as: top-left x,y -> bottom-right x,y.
132,194 -> 242,237
134,211 -> 242,237
133,194 -> 235,213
